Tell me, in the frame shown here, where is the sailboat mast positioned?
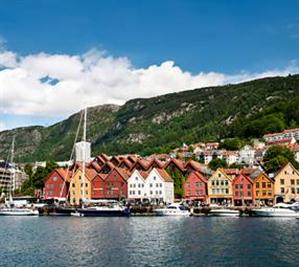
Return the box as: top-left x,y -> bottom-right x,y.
10,136 -> 15,196
82,107 -> 87,204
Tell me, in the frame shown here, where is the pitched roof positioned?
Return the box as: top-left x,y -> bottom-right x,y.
185,160 -> 205,172
164,158 -> 186,172
187,171 -> 207,183
155,168 -> 173,182
233,173 -> 254,184
275,162 -> 299,177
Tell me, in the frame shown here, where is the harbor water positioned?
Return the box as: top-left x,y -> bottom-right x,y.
0,216 -> 298,266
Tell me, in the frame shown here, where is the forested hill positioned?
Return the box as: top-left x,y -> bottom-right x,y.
1,74 -> 299,162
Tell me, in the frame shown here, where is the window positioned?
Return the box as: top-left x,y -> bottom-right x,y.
256,182 -> 260,188
153,176 -> 156,180
135,177 -> 138,181
159,191 -> 162,195
225,189 -> 229,194
212,181 -> 215,186
291,179 -> 295,185
291,188 -> 295,194
138,190 -> 141,195
130,184 -> 132,188
235,191 -> 239,196
280,179 -> 284,185
239,185 -> 243,189
196,182 -> 200,187
156,191 -> 159,195
267,183 -> 271,188
218,173 -> 221,178
247,191 -> 251,197
297,180 -> 299,185
142,184 -> 144,188
138,184 -> 141,188
156,183 -> 159,187
297,188 -> 299,194
235,184 -> 238,189
268,192 -> 272,196
225,180 -> 228,186
281,188 -> 285,194
256,190 -> 259,196
160,183 -> 162,187
262,182 -> 266,188
150,183 -> 153,188
216,181 -> 219,186
220,181 -> 224,186
247,184 -> 251,189
150,191 -> 153,195
262,191 -> 266,196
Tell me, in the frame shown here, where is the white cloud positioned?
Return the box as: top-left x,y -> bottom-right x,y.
0,48 -> 298,118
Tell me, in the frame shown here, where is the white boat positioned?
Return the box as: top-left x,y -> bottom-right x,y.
253,203 -> 299,217
209,208 -> 240,217
154,203 -> 191,216
0,208 -> 39,216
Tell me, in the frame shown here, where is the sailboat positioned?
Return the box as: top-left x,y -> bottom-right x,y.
70,108 -> 130,217
0,137 -> 39,216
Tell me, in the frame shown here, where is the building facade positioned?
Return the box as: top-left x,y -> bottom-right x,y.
183,171 -> 207,201
253,173 -> 274,205
274,163 -> 299,203
207,169 -> 233,205
232,174 -> 254,206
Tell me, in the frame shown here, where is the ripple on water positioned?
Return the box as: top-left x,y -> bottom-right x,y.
0,217 -> 298,267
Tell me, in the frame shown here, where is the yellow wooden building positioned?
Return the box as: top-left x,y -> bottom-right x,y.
207,168 -> 233,205
69,166 -> 97,205
253,172 -> 274,205
274,162 -> 299,203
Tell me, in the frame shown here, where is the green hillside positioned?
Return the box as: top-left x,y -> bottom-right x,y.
1,74 -> 299,162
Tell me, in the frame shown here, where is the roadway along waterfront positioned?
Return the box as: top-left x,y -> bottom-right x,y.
0,217 -> 298,266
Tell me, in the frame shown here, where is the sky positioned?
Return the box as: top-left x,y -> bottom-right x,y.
0,0 -> 298,130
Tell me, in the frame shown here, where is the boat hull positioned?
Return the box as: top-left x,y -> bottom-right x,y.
209,209 -> 240,217
253,209 -> 298,217
0,209 -> 39,216
73,208 -> 130,217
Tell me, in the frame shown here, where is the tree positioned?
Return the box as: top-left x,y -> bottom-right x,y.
219,138 -> 244,151
208,158 -> 228,171
263,146 -> 299,173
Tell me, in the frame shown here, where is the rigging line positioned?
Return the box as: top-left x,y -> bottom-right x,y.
59,110 -> 84,200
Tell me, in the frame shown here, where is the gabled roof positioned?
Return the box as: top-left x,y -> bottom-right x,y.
283,128 -> 299,133
118,158 -> 133,169
89,160 -> 102,172
92,173 -> 108,181
187,171 -> 207,183
99,161 -> 116,173
164,158 -> 186,172
253,172 -> 274,183
275,162 -> 299,178
210,168 -> 233,181
74,164 -> 98,181
149,158 -> 164,169
107,167 -> 131,181
130,159 -> 152,171
45,168 -> 72,183
222,168 -> 239,176
154,168 -> 173,182
232,173 -> 254,184
185,160 -> 205,172
127,155 -> 138,164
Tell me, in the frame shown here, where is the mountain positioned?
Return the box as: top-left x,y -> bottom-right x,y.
1,74 -> 299,162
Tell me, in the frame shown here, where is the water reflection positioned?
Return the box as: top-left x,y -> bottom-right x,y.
0,217 -> 298,266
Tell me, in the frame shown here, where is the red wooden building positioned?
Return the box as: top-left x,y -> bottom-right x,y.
44,168 -> 70,199
183,171 -> 207,201
232,174 -> 254,206
105,167 -> 130,199
91,173 -> 107,199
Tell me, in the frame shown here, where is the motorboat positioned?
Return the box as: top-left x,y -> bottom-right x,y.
71,200 -> 130,217
208,208 -> 240,217
253,203 -> 299,217
0,207 -> 39,216
154,203 -> 191,216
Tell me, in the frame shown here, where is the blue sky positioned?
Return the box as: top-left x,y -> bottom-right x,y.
0,0 -> 299,130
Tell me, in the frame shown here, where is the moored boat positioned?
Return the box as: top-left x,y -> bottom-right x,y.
154,203 -> 191,216
71,200 -> 130,217
208,208 -> 240,217
252,203 -> 299,217
0,207 -> 39,216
